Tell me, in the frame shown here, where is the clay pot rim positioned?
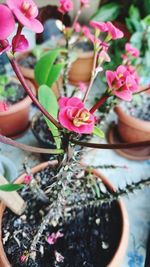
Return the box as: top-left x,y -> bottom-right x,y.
0,77 -> 35,116
114,105 -> 150,132
76,50 -> 94,59
0,161 -> 129,267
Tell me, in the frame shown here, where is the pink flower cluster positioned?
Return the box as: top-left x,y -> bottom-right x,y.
0,0 -> 43,55
7,0 -> 43,33
47,231 -> 64,245
106,65 -> 139,101
90,21 -> 124,40
58,0 -> 73,14
58,97 -> 95,134
125,43 -> 139,58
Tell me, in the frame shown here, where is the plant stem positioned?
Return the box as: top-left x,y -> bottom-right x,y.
6,52 -> 61,129
90,95 -> 109,114
134,85 -> 150,95
83,51 -> 98,103
0,134 -> 64,154
71,138 -> 150,149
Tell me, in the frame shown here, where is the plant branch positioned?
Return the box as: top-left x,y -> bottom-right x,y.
90,95 -> 109,113
6,52 -> 61,129
83,51 -> 98,103
71,138 -> 150,149
0,134 -> 64,154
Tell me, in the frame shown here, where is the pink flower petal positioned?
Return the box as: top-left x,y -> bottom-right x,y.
0,4 -> 15,40
107,22 -> 124,40
90,21 -> 108,32
7,0 -> 43,33
113,89 -> 132,101
106,70 -> 116,88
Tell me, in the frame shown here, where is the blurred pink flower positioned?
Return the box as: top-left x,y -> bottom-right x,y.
125,43 -> 140,58
0,101 -> 9,112
24,175 -> 32,184
7,0 -> 43,33
82,26 -> 101,46
90,21 -> 108,32
80,0 -> 89,7
106,22 -> 124,40
47,231 -> 64,245
0,4 -> 15,40
12,34 -> 29,53
98,50 -> 110,62
74,22 -> 81,33
58,0 -> 73,14
78,82 -> 87,92
54,251 -> 64,263
106,65 -> 138,101
58,97 -> 95,134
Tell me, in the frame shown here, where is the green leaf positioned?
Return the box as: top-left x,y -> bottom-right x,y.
93,126 -> 105,139
35,49 -> 63,87
47,63 -> 64,88
143,15 -> 150,26
129,5 -> 141,21
0,184 -> 24,192
38,85 -> 61,149
91,2 -> 121,22
130,32 -> 143,50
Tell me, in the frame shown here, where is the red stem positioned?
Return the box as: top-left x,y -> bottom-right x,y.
8,56 -> 62,129
90,95 -> 109,114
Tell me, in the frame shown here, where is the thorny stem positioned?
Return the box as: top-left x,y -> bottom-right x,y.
4,50 -> 62,130
0,134 -> 64,154
23,161 -> 49,203
83,51 -> 98,103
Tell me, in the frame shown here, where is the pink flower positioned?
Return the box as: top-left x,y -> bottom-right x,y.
78,82 -> 87,92
20,255 -> 27,263
0,101 -> 9,112
58,97 -> 95,134
58,0 -> 73,14
90,21 -> 108,32
106,22 -> 124,40
127,65 -> 140,84
74,22 -> 81,33
82,26 -> 101,46
24,175 -> 32,184
6,0 -> 43,33
0,4 -> 15,40
47,231 -> 64,245
54,251 -> 64,263
98,50 -> 110,62
125,43 -> 140,58
12,34 -> 29,53
80,0 -> 89,7
106,65 -> 138,101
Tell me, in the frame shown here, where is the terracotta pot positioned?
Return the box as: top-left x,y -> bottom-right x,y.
114,106 -> 150,142
0,77 -> 35,138
16,51 -> 61,99
0,161 -> 129,267
68,51 -> 94,86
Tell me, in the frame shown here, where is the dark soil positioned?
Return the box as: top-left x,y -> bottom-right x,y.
31,113 -> 58,161
2,166 -> 122,267
18,54 -> 37,69
122,94 -> 150,121
5,82 -> 26,105
75,41 -> 94,52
